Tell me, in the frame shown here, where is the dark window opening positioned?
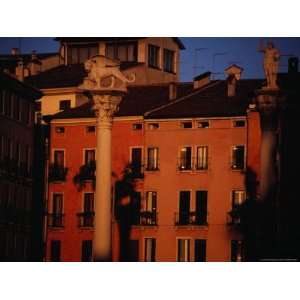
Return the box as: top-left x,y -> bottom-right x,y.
105,42 -> 137,62
181,122 -> 192,129
195,239 -> 206,262
59,100 -> 71,111
86,126 -> 96,133
234,120 -> 245,127
232,145 -> 245,170
133,123 -> 143,130
50,240 -> 61,262
198,121 -> 210,128
81,240 -> 93,262
55,127 -> 65,134
179,147 -> 192,170
163,49 -> 175,73
148,44 -> 160,68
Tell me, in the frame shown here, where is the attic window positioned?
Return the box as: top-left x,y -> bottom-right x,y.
133,123 -> 143,130
55,127 -> 65,134
198,121 -> 210,128
181,121 -> 193,129
148,123 -> 159,130
86,126 -> 96,133
233,120 -> 245,128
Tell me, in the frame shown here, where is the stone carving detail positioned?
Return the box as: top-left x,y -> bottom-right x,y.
81,55 -> 135,91
93,95 -> 122,126
259,40 -> 280,89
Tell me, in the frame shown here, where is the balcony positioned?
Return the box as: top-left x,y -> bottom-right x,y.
48,213 -> 65,228
48,163 -> 68,182
175,211 -> 208,226
77,212 -> 95,228
139,211 -> 157,226
227,207 -> 242,226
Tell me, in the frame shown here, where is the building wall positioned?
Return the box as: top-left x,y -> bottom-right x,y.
0,86 -> 36,261
46,114 -> 253,262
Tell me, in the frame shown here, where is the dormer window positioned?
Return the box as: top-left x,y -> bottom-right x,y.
105,42 -> 137,62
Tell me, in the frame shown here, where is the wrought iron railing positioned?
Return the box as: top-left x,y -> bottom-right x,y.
175,211 -> 208,226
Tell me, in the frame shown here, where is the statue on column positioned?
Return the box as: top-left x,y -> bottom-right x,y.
259,40 -> 280,89
80,55 -> 135,91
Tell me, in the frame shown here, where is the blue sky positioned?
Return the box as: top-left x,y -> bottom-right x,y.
1,37 -> 300,81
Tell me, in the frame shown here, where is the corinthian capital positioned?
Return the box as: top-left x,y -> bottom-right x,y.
93,94 -> 122,127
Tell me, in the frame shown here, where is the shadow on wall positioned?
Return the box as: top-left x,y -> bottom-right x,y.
114,162 -> 143,262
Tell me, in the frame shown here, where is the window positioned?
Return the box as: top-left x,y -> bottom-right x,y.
178,191 -> 190,225
55,127 -> 65,134
198,121 -> 210,128
148,123 -> 159,130
163,49 -> 175,73
81,240 -> 93,262
179,147 -> 192,170
196,146 -> 208,170
231,240 -> 243,262
51,193 -> 63,227
86,126 -> 96,133
105,42 -> 137,62
67,45 -> 98,64
50,240 -> 61,262
181,121 -> 192,129
130,147 -> 142,175
59,100 -> 71,111
177,239 -> 190,262
82,193 -> 94,227
195,239 -> 206,262
232,145 -> 245,170
141,191 -> 157,225
233,120 -> 245,127
195,191 -> 208,225
148,44 -> 160,68
84,149 -> 95,165
54,150 -> 64,166
144,238 -> 156,262
129,240 -> 139,262
232,190 -> 245,208
132,123 -> 143,130
147,147 -> 159,171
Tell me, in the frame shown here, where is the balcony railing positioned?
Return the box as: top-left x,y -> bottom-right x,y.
139,211 -> 157,226
48,163 -> 68,182
175,211 -> 208,226
227,207 -> 242,226
48,213 -> 65,228
77,212 -> 95,228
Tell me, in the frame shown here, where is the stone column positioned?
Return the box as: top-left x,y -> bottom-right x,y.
256,90 -> 284,201
92,94 -> 122,261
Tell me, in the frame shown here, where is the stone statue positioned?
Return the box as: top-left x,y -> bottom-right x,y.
259,40 -> 280,89
81,55 -> 135,91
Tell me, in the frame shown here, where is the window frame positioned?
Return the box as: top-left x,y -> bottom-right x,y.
144,237 -> 156,262
163,48 -> 175,73
196,145 -> 208,170
231,145 -> 245,170
59,99 -> 71,111
146,147 -> 159,171
148,44 -> 160,69
177,238 -> 191,262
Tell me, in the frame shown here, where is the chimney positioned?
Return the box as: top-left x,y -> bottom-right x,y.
225,64 -> 243,97
193,72 -> 211,89
288,57 -> 298,74
15,60 -> 24,81
169,82 -> 177,100
28,50 -> 41,76
11,47 -> 19,56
